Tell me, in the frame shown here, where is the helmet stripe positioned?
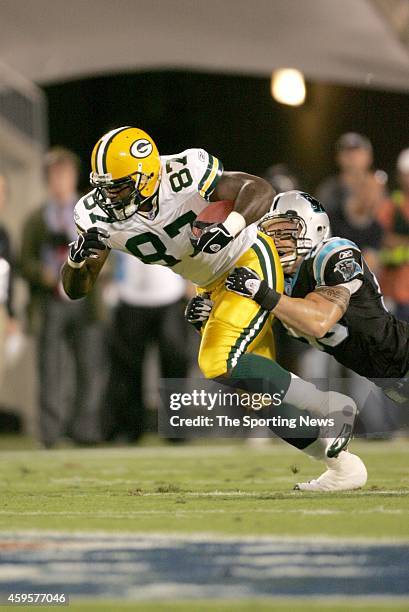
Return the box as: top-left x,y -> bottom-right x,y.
96,126 -> 131,174
92,138 -> 103,174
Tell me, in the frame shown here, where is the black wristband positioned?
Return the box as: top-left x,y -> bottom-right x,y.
254,280 -> 282,311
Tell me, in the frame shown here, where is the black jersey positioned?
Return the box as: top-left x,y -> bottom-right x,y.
281,237 -> 409,379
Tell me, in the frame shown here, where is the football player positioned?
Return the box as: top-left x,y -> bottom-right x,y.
186,189 -> 409,490
223,190 -> 409,403
62,130 -> 361,491
61,126 -> 282,380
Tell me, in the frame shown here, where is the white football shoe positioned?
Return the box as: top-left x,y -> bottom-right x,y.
294,451 -> 367,492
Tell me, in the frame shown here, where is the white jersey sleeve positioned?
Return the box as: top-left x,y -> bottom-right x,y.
173,148 -> 223,201
73,190 -> 114,234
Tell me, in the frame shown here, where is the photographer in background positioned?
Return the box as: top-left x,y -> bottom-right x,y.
20,148 -> 105,448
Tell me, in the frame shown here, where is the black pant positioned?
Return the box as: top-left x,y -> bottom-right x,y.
102,300 -> 190,441
38,297 -> 105,446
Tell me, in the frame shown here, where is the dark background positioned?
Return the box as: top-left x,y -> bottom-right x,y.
44,70 -> 409,192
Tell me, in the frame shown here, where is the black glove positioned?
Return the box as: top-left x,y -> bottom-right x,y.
184,294 -> 213,331
68,227 -> 110,265
226,267 -> 282,311
190,223 -> 234,254
225,267 -> 262,297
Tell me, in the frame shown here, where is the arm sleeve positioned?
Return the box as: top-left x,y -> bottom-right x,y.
186,149 -> 224,201
313,238 -> 364,287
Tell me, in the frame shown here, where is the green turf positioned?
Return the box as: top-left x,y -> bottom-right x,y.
0,439 -> 408,538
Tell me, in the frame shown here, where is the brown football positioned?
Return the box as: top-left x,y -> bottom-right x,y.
192,200 -> 234,238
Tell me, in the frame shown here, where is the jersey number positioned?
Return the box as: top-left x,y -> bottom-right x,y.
126,156 -> 196,265
166,156 -> 193,193
125,211 -> 196,266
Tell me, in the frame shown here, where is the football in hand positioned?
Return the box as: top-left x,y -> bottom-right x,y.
192,200 -> 234,238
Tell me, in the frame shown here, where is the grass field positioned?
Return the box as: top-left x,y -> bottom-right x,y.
1,438 -> 409,610
1,439 -> 408,537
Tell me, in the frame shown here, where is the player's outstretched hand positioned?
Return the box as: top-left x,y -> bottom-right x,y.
69,227 -> 110,265
184,294 -> 213,331
225,267 -> 262,298
190,223 -> 234,254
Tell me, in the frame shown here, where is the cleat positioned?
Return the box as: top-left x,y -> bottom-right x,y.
294,451 -> 367,492
326,422 -> 354,458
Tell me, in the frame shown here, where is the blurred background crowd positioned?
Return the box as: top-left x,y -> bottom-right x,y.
1,0 -> 409,447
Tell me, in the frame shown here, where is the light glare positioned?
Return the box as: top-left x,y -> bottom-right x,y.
271,69 -> 306,106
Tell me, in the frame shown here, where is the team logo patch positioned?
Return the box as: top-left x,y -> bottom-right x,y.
130,139 -> 153,158
334,257 -> 362,281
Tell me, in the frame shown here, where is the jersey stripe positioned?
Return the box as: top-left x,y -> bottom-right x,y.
96,126 -> 131,174
198,155 -> 223,199
313,238 -> 359,286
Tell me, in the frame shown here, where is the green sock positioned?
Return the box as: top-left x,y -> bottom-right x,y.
230,354 -> 319,449
230,353 -> 291,397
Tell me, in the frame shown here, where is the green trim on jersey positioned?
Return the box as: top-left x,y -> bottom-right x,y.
257,233 -> 278,289
198,155 -> 223,200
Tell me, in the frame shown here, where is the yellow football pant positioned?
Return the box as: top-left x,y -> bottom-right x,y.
198,232 -> 284,378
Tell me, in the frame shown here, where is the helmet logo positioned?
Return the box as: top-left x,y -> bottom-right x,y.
130,139 -> 153,158
300,192 -> 326,213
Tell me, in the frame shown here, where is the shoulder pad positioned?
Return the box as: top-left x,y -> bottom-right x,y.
313,237 -> 363,286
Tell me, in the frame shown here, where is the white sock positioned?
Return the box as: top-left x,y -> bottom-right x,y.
284,374 -> 356,425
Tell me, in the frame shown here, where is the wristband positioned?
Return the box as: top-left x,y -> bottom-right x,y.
66,257 -> 85,269
223,211 -> 246,237
254,280 -> 281,311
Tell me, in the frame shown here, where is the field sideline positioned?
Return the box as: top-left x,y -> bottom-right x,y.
1,439 -> 408,609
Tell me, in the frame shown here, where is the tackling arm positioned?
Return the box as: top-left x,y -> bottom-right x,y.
272,286 -> 350,338
225,266 -> 350,338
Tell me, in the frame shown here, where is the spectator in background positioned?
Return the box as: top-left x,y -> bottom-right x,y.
20,147 -> 104,447
316,132 -> 373,216
102,254 -> 191,442
264,163 -> 299,194
330,171 -> 387,273
0,173 -> 16,385
378,148 -> 409,322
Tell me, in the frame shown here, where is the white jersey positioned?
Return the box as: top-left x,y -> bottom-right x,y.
74,148 -> 257,287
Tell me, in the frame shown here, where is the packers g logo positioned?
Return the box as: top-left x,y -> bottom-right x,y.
130,139 -> 153,158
